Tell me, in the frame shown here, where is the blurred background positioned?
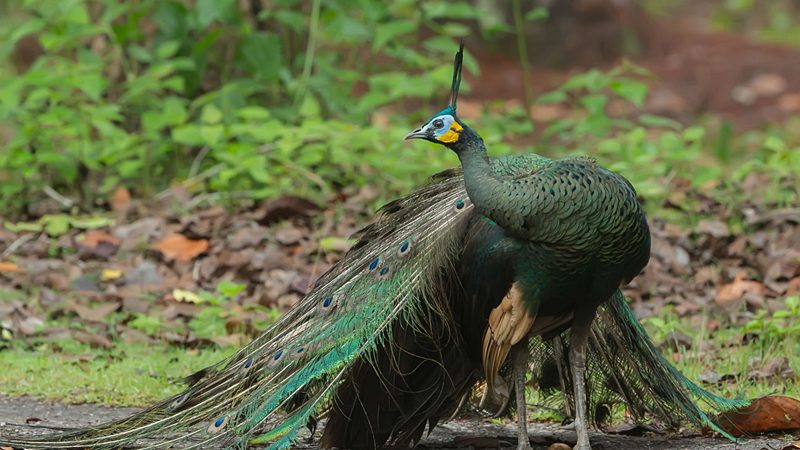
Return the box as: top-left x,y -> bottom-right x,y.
0,0 -> 799,414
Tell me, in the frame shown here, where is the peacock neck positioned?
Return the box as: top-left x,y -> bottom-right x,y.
450,128 -> 504,221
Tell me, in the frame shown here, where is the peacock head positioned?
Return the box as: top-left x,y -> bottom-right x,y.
404,43 -> 470,147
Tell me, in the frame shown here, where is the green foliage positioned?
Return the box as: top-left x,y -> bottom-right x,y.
1,0 -> 797,219
0,0 -> 480,215
745,296 -> 800,340
642,297 -> 800,400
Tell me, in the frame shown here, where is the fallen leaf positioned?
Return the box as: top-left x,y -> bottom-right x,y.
72,276 -> 101,293
72,331 -> 113,349
173,288 -> 203,304
76,230 -> 121,259
4,220 -> 43,232
748,357 -> 794,384
0,262 -> 21,273
154,234 -> 209,262
69,301 -> 121,323
779,440 -> 800,450
41,214 -> 71,236
255,195 -> 319,225
101,269 -> 123,281
228,226 -> 266,250
213,333 -> 246,348
716,272 -> 767,304
110,187 -> 131,211
789,277 -> 800,296
697,219 -> 730,238
712,395 -> 800,437
69,216 -> 114,229
125,261 -> 163,287
604,421 -> 666,436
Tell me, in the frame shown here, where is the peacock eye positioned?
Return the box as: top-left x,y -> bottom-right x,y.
432,119 -> 444,128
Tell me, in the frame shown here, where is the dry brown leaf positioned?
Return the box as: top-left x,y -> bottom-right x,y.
712,395 -> 800,437
72,330 -> 113,349
78,230 -> 121,248
154,234 -> 209,262
697,219 -> 730,238
0,261 -> 22,273
788,277 -> 800,296
76,230 -> 122,259
779,440 -> 800,450
255,195 -> 319,225
716,272 -> 767,304
69,301 -> 121,323
110,187 -> 131,211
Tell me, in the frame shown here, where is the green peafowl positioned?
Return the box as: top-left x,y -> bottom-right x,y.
0,44 -> 749,450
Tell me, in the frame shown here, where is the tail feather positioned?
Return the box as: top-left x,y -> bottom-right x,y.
529,290 -> 749,439
1,172 -> 478,450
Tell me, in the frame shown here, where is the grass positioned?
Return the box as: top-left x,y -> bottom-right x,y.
0,340 -> 234,406
643,302 -> 800,401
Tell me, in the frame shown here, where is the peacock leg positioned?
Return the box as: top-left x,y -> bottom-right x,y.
511,341 -> 533,450
568,307 -> 597,450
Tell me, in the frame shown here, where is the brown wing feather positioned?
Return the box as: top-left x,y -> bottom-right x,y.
482,283 -> 535,403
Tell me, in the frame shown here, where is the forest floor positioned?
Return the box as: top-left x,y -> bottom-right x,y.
2,4 -> 800,450
0,396 -> 793,450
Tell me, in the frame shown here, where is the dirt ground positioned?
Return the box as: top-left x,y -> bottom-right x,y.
0,396 -> 792,450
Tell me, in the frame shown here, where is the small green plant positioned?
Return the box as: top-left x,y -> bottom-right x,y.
0,0 -> 481,216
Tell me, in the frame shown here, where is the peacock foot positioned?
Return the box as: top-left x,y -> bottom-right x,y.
573,439 -> 592,450
516,438 -> 533,450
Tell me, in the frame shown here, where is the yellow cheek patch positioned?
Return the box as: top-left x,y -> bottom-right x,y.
436,122 -> 463,143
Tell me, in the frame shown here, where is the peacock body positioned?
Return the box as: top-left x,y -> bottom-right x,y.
0,45 -> 749,450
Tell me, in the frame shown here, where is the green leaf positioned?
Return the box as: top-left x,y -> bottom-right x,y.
441,23 -> 470,37
70,216 -> 113,229
156,40 -> 182,59
639,114 -> 682,130
610,79 -> 648,108
237,106 -> 271,120
274,10 -> 305,32
373,21 -> 416,52
536,90 -> 567,104
422,2 -> 478,19
764,135 -> 786,152
562,69 -> 607,92
201,104 -> 223,124
128,45 -> 152,62
141,111 -> 167,134
153,1 -> 189,39
193,29 -> 222,56
525,7 -> 549,22
196,0 -> 222,29
200,124 -> 224,146
580,94 -> 607,115
247,164 -> 272,183
217,280 -> 245,297
76,74 -> 108,102
172,124 -> 204,146
10,18 -> 45,43
683,126 -> 706,142
4,220 -> 43,233
237,32 -> 281,80
41,214 -> 71,237
163,97 -> 188,125
299,95 -> 320,118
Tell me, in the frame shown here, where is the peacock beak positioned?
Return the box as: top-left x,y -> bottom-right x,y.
404,128 -> 426,140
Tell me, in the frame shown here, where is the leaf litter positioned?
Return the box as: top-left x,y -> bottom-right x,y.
0,174 -> 799,439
